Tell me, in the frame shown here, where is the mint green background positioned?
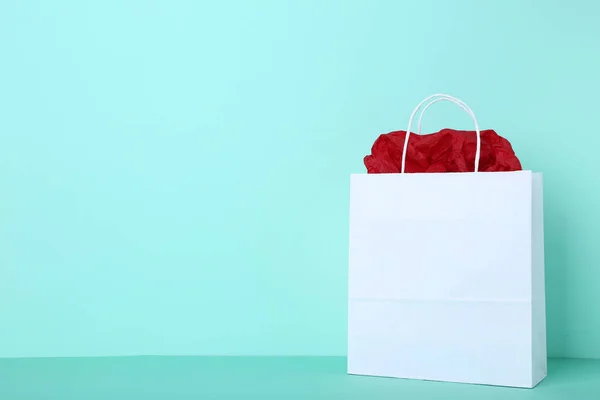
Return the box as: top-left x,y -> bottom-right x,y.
1,357 -> 599,399
0,1 -> 598,359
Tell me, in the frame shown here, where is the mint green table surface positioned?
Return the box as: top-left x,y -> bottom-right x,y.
0,357 -> 598,399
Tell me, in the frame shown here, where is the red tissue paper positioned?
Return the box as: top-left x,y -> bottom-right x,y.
364,128 -> 522,173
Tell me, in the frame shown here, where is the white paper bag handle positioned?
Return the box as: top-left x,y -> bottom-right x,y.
401,94 -> 481,173
417,96 -> 474,135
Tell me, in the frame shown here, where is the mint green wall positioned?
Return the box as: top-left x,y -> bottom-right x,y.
1,0 -> 598,358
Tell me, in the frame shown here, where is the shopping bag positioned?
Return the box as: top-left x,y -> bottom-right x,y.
347,94 -> 546,388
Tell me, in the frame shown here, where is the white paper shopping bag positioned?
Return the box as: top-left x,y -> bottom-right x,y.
347,94 -> 546,388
